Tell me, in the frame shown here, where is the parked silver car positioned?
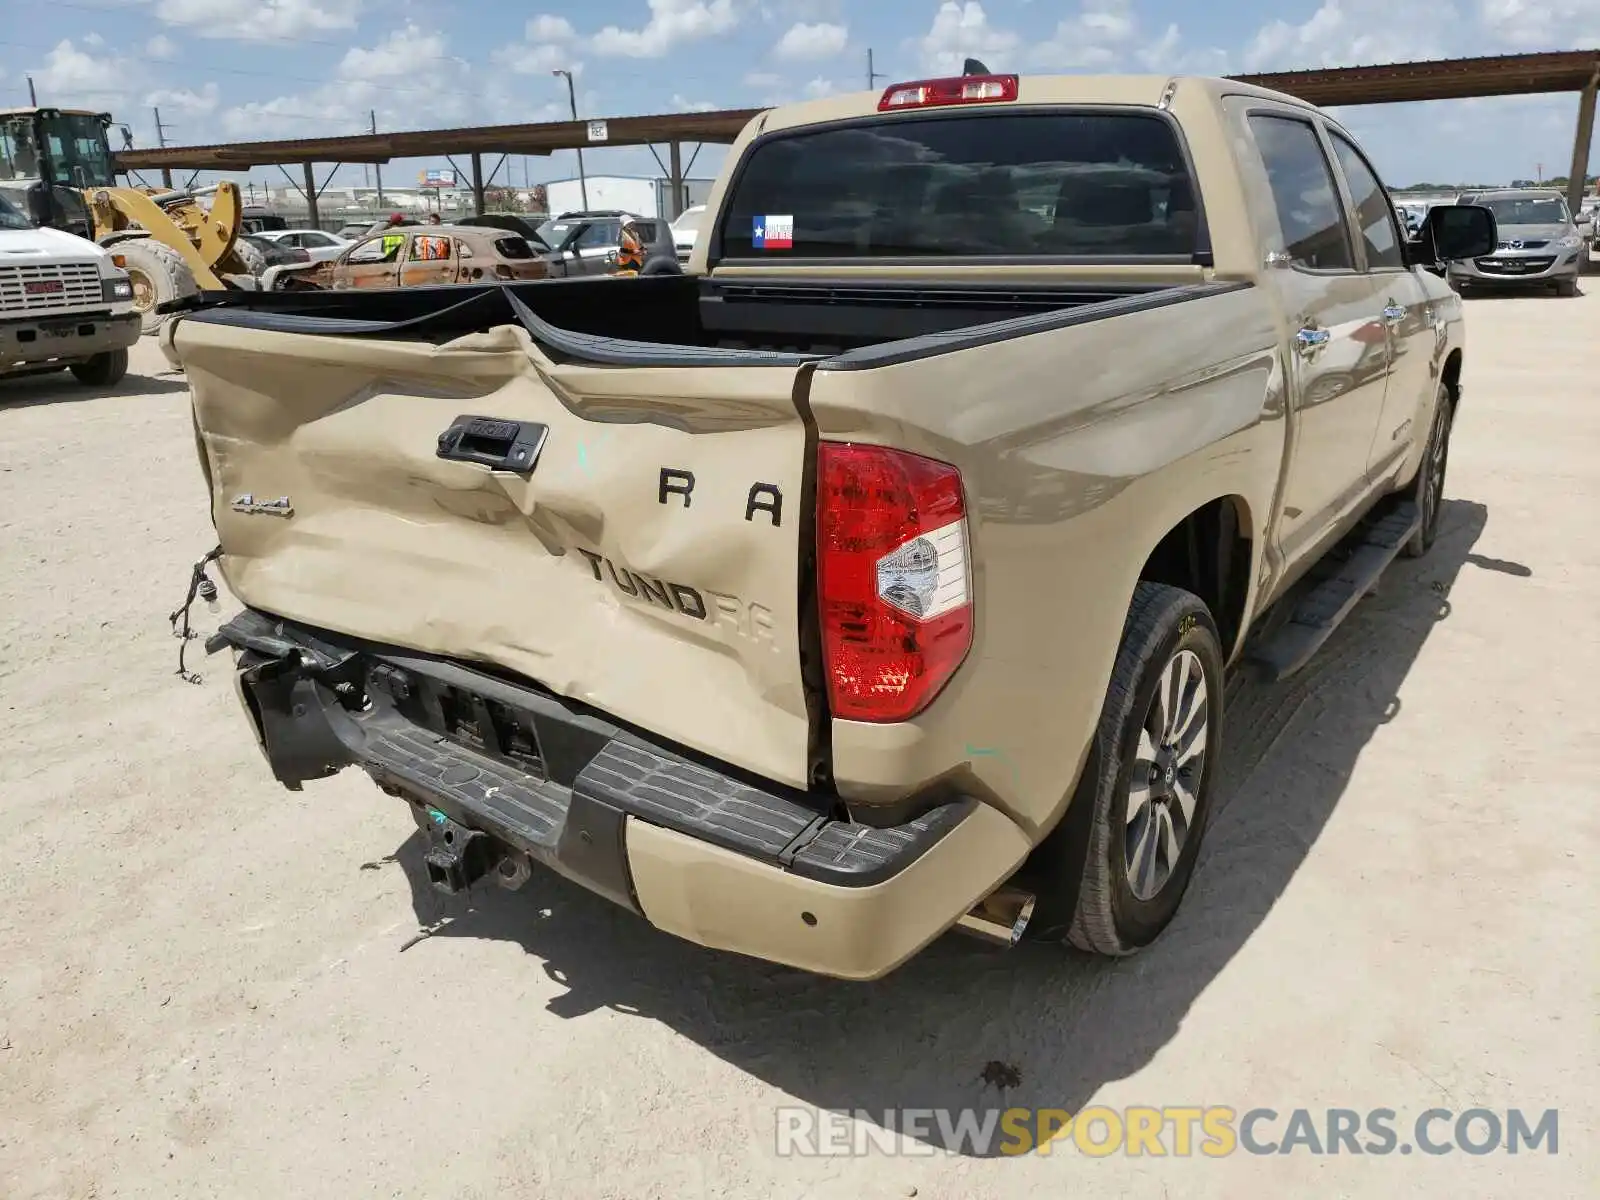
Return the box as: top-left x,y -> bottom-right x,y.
1449,189 -> 1585,295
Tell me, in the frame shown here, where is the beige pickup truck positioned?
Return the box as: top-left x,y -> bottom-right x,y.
163,73 -> 1497,980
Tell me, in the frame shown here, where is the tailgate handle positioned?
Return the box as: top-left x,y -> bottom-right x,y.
436,415 -> 549,473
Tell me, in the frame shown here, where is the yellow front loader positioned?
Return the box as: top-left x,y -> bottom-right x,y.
86,181 -> 261,334
0,106 -> 261,333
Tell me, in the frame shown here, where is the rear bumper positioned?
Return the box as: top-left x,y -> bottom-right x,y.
0,310 -> 140,369
210,608 -> 1030,979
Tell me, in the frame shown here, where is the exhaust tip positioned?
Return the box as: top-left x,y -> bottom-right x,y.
954,885 -> 1036,948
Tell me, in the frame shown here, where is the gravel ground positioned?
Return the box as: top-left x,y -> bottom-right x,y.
1,297 -> 1596,1199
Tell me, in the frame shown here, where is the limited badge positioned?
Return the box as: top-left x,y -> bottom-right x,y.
752,214 -> 793,250
230,493 -> 294,517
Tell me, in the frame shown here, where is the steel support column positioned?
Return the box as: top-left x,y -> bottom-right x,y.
668,140 -> 684,220
471,151 -> 486,216
161,167 -> 173,189
1566,71 -> 1599,215
303,162 -> 320,228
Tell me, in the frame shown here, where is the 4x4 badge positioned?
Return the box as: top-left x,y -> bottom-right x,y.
230,493 -> 294,518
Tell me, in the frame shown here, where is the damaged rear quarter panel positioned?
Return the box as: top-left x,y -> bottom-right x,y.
806,285 -> 1282,834
179,320 -> 815,788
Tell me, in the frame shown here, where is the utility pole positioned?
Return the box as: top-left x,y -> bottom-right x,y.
866,49 -> 885,92
371,110 -> 384,210
27,76 -> 38,106
153,107 -> 175,188
552,68 -> 589,211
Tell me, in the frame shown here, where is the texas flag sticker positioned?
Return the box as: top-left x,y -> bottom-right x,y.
752,214 -> 793,250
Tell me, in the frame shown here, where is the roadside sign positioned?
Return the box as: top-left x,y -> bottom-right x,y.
587,120 -> 609,143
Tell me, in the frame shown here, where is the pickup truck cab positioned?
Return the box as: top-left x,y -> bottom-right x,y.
0,190 -> 138,387
165,73 -> 1495,979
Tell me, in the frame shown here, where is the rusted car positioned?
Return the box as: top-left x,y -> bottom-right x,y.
262,225 -> 550,291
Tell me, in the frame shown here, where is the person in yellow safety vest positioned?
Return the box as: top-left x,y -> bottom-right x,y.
613,219 -> 646,276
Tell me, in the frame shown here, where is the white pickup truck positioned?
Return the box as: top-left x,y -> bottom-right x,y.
0,191 -> 138,388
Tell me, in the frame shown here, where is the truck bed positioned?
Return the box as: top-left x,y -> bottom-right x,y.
171,273 -> 1235,366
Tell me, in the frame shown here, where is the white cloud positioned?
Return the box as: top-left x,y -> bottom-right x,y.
339,23 -> 451,80
143,82 -> 219,114
774,21 -> 848,60
31,38 -> 128,98
593,0 -> 739,58
144,33 -> 180,60
525,14 -> 578,42
673,93 -> 719,111
1241,1 -> 1449,73
743,70 -> 783,87
1032,1 -> 1138,70
1479,0 -> 1600,48
915,2 -> 1019,75
804,77 -> 837,98
153,0 -> 365,42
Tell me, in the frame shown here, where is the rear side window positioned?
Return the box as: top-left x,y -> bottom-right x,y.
717,112 -> 1200,260
1248,114 -> 1353,271
1326,131 -> 1404,269
494,236 -> 535,260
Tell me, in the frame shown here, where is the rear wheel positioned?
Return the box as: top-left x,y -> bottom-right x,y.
70,349 -> 129,387
1065,583 -> 1225,956
1404,385 -> 1453,558
232,237 -> 268,276
113,239 -> 199,334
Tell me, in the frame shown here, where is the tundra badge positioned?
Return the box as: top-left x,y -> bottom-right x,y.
231,493 -> 294,518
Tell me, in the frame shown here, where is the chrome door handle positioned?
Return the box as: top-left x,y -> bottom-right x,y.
1294,327 -> 1331,349
1382,304 -> 1406,323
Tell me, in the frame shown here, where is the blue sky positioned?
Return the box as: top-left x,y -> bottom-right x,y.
3,1 -> 1599,190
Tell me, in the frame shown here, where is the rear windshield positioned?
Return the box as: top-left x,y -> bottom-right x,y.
717,111 -> 1199,260
494,236 -> 536,260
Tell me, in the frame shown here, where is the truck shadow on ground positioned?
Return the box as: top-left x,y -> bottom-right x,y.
0,367 -> 189,408
394,498 -> 1510,1157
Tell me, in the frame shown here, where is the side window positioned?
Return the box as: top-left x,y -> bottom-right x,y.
1326,130 -> 1404,269
410,234 -> 452,261
347,237 -> 392,264
1247,114 -> 1354,271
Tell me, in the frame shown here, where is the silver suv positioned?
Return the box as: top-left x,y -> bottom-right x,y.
1450,189 -> 1585,295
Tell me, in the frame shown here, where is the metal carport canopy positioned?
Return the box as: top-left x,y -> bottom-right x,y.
112,108 -> 760,170
110,50 -> 1600,214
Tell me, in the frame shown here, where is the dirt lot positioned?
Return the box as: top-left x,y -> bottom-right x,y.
2,297 -> 1596,1199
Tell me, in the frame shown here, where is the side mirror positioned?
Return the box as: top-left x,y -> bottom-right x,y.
1420,204 -> 1498,262
24,181 -> 53,227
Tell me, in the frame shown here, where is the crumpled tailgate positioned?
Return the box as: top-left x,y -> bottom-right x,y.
176,317 -> 816,788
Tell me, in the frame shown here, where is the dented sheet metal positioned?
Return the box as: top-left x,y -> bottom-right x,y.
177,318 -> 814,787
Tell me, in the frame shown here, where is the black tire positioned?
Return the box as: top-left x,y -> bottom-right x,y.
69,349 -> 128,387
1066,582 -> 1226,956
232,237 -> 268,276
115,239 -> 199,334
1403,385 -> 1453,558
640,254 -> 682,276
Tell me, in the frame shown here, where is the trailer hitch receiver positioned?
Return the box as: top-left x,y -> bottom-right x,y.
421,808 -> 501,895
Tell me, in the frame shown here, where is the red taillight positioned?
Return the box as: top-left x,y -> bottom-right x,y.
878,74 -> 1019,112
817,443 -> 974,723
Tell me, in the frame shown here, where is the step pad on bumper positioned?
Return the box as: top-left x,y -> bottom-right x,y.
215,609 -> 970,908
